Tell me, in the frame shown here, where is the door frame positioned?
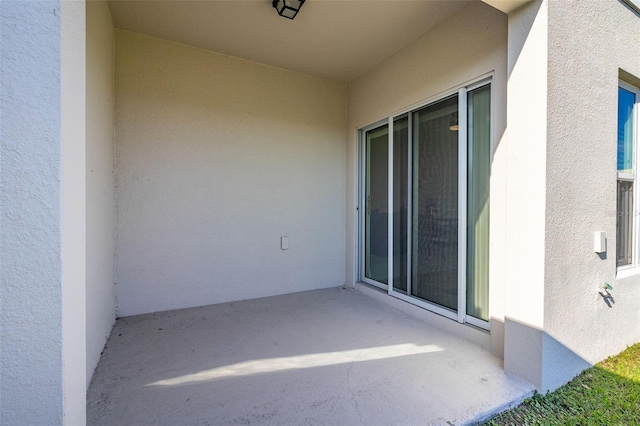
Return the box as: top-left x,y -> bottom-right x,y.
356,76 -> 492,330
359,119 -> 390,291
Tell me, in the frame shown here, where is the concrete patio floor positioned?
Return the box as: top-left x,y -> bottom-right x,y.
87,286 -> 533,425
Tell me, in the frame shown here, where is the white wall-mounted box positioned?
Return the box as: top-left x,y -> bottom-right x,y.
594,231 -> 606,254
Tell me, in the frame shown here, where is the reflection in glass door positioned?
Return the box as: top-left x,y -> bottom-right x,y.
412,95 -> 459,311
363,125 -> 389,285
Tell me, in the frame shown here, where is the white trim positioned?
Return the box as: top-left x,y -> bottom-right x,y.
457,88 -> 468,324
618,173 -> 635,181
407,113 -> 414,297
356,130 -> 363,284
362,277 -> 388,291
389,73 -> 494,121
359,119 -> 390,134
467,77 -> 492,92
615,264 -> 640,279
620,80 -> 640,94
358,129 -> 365,283
465,315 -> 490,330
635,84 -> 640,268
387,116 -> 394,295
635,84 -> 639,267
617,81 -> 640,269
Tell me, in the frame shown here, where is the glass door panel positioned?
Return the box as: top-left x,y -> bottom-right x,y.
411,95 -> 459,311
393,117 -> 409,293
467,85 -> 491,321
364,125 -> 389,285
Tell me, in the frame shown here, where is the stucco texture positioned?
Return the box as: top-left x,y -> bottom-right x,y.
115,31 -> 347,316
86,0 -> 116,387
542,0 -> 640,389
1,2 -> 64,424
502,0 -> 550,389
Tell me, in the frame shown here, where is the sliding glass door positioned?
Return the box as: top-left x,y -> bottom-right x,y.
363,124 -> 389,286
412,95 -> 460,311
359,80 -> 491,327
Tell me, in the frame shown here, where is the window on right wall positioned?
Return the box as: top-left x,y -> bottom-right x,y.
622,0 -> 640,15
617,81 -> 639,268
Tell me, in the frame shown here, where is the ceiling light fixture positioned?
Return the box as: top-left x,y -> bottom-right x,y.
272,0 -> 305,20
449,112 -> 459,131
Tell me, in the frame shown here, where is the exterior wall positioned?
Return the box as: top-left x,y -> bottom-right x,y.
61,2 -> 87,422
1,0 -> 86,424
503,0 -> 549,389
346,2 -> 508,354
0,2 -> 64,423
86,0 -> 116,387
505,0 -> 640,392
542,0 -> 640,390
115,31 -> 347,316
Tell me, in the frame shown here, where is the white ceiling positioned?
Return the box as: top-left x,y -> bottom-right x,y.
107,0 -> 476,83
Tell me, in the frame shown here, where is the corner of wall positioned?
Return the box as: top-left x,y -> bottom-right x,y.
503,0 -> 548,389
85,0 -> 117,389
503,318 -> 544,389
113,32 -> 348,315
62,0 -> 87,423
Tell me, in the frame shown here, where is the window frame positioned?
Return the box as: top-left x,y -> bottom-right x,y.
622,0 -> 640,15
616,80 -> 640,277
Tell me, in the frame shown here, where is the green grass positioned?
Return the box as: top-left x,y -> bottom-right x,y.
485,343 -> 640,426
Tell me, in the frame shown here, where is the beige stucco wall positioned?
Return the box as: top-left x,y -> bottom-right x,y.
504,0 -> 640,392
61,1 -> 87,423
1,1 -> 87,422
346,1 -> 508,354
502,0 -> 549,389
1,2 -> 67,423
86,0 -> 116,387
115,31 -> 347,316
542,0 -> 640,390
